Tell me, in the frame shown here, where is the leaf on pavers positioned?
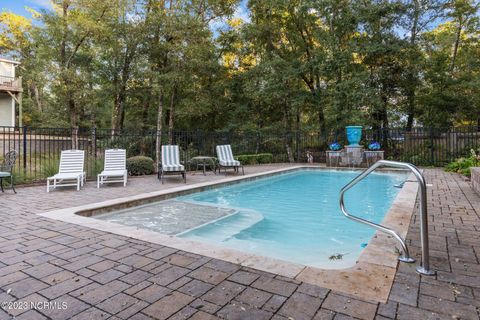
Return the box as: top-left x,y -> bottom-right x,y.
6,288 -> 12,295
452,286 -> 461,296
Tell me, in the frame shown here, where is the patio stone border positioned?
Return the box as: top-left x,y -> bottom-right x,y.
471,167 -> 480,195
38,166 -> 419,303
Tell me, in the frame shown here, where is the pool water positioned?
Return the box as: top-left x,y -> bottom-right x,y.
178,169 -> 408,269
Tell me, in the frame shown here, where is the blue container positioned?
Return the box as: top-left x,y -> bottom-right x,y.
346,126 -> 362,146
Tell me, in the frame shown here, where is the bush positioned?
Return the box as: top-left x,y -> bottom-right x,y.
41,159 -> 60,178
256,153 -> 273,164
235,153 -> 273,165
445,149 -> 480,177
127,156 -> 154,175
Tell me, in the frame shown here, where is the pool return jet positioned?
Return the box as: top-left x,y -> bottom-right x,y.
339,160 -> 436,276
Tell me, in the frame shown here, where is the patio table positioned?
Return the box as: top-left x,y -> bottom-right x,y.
190,156 -> 217,175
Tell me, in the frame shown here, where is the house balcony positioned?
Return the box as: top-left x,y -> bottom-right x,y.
0,75 -> 22,93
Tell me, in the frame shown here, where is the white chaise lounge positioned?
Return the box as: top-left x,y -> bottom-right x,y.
97,149 -> 127,188
216,144 -> 244,175
158,145 -> 186,184
47,150 -> 85,192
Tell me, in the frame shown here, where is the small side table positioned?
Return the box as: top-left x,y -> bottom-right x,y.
190,156 -> 217,175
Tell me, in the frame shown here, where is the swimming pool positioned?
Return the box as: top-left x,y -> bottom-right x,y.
175,169 -> 407,269
94,169 -> 406,269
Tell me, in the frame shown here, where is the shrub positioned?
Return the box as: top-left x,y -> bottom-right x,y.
235,153 -> 273,165
256,153 -> 273,164
41,159 -> 60,178
445,149 -> 480,177
89,159 -> 104,177
127,156 -> 154,175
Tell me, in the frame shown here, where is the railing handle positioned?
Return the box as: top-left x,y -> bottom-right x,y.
339,160 -> 436,276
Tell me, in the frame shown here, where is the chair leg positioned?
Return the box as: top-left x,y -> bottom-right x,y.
10,175 -> 16,193
47,179 -> 50,193
241,166 -> 244,175
77,177 -> 80,191
0,178 -> 4,192
183,171 -> 186,183
124,173 -> 127,187
97,175 -> 100,188
161,170 -> 164,184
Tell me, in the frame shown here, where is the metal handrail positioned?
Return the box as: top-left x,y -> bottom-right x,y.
339,160 -> 436,276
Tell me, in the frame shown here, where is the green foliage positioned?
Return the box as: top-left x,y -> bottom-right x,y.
41,159 -> 60,178
99,136 -> 155,159
406,154 -> 433,167
1,0 -> 479,136
89,159 -> 104,177
235,153 -> 273,165
126,156 -> 154,176
445,149 -> 480,177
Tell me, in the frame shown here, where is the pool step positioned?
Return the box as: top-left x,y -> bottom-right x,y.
177,209 -> 264,242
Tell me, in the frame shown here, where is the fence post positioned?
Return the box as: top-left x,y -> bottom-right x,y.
92,127 -> 97,165
22,125 -> 27,175
295,131 -> 300,162
429,128 -> 435,166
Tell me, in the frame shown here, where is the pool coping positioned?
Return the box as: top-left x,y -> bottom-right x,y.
38,165 -> 419,303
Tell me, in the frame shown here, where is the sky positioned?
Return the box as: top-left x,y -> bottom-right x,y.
2,0 -> 250,23
1,0 -> 53,18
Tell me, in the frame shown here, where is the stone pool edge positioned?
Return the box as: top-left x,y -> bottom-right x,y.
38,165 -> 419,303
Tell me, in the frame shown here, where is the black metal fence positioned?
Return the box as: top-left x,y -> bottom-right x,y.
1,126 -> 479,183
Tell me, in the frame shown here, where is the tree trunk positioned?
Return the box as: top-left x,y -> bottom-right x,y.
111,88 -> 121,135
406,0 -> 419,131
450,20 -> 463,74
70,98 -> 78,149
141,91 -> 151,131
283,100 -> 295,163
155,90 -> 164,171
406,91 -> 415,131
168,86 -> 176,144
33,84 -> 42,112
318,107 -> 326,137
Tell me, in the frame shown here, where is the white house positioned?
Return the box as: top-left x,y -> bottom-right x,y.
0,58 -> 22,127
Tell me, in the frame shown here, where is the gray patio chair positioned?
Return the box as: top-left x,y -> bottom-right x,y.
0,150 -> 17,193
216,145 -> 244,175
158,145 -> 186,184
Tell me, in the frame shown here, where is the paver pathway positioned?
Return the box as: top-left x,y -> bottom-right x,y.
0,167 -> 479,320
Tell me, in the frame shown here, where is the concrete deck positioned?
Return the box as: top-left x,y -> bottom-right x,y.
0,165 -> 479,319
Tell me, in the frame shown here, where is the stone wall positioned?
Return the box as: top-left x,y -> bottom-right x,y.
472,167 -> 480,195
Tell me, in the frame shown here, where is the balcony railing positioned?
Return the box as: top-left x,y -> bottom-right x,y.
0,75 -> 22,92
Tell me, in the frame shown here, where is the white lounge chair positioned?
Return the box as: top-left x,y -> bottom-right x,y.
47,150 -> 85,192
158,145 -> 186,184
216,145 -> 244,175
97,149 -> 127,188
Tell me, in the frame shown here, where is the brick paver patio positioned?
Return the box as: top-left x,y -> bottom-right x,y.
0,166 -> 479,320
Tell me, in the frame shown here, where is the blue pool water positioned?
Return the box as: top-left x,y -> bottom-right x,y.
178,169 -> 408,269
